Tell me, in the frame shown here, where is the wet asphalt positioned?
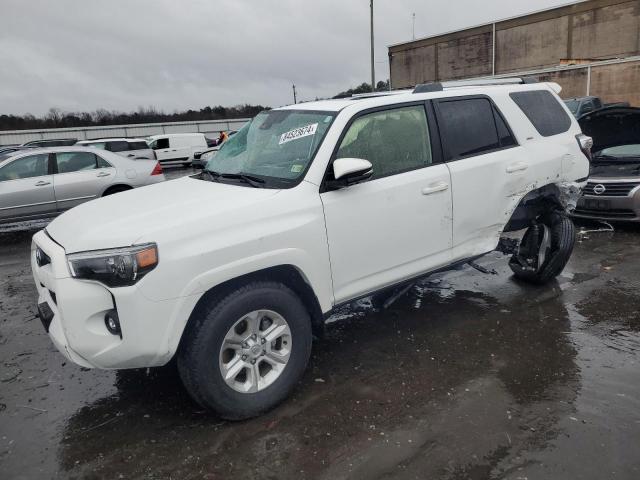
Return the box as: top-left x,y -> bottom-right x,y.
1,169 -> 640,479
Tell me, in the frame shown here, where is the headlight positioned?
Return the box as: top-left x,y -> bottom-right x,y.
67,243 -> 158,287
202,150 -> 217,161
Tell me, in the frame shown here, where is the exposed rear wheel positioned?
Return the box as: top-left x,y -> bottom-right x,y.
177,281 -> 312,420
509,211 -> 575,285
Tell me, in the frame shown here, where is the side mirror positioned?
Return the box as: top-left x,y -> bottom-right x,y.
327,158 -> 373,189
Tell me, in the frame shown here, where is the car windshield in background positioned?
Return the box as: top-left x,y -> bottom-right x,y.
204,110 -> 335,188
564,100 -> 579,114
596,144 -> 640,158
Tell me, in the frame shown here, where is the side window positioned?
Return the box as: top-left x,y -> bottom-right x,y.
154,138 -> 170,149
0,154 -> 49,181
509,90 -> 572,136
96,155 -> 112,168
494,109 -> 517,148
335,105 -> 432,179
436,98 -> 501,160
129,141 -> 148,150
107,141 -> 129,152
56,152 -> 97,173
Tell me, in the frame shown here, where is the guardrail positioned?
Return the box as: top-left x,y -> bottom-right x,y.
0,118 -> 251,145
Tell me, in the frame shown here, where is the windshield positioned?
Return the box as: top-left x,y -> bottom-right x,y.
204,109 -> 335,188
564,100 -> 579,114
596,144 -> 640,158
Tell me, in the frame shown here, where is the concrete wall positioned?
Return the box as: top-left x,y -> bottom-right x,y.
0,118 -> 250,145
389,0 -> 640,104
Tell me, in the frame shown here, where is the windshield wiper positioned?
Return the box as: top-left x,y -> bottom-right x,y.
202,170 -> 221,182
219,172 -> 266,187
202,169 -> 266,187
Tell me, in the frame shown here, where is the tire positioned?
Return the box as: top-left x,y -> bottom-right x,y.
177,281 -> 312,420
509,211 -> 575,285
102,185 -> 132,196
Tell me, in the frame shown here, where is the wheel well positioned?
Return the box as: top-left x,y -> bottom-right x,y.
184,265 -> 325,340
102,184 -> 132,196
504,184 -> 564,232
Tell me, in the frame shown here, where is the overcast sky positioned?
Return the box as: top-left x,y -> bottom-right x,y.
1,0 -> 582,116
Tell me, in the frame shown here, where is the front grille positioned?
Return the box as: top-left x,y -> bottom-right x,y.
583,182 -> 640,197
573,207 -> 637,219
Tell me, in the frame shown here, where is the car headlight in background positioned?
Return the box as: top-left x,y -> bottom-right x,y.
202,150 -> 217,161
67,243 -> 158,287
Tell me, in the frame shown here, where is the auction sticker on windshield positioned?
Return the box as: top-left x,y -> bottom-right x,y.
279,123 -> 318,145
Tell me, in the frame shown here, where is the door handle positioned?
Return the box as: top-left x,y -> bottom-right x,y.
96,172 -> 111,177
35,180 -> 50,186
506,162 -> 528,173
421,181 -> 449,195
127,154 -> 135,157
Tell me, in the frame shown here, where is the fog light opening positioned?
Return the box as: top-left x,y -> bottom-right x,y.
105,310 -> 122,338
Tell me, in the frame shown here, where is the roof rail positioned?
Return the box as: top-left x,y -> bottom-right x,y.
413,76 -> 538,94
350,90 -> 407,99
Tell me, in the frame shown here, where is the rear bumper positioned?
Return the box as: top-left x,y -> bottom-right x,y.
31,230 -> 182,369
572,179 -> 640,222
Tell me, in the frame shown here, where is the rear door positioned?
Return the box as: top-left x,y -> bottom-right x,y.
433,95 -> 523,259
0,153 -> 56,222
168,137 -> 191,162
52,151 -> 116,211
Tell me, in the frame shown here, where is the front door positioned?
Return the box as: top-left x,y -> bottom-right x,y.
0,153 -> 56,223
320,104 -> 453,304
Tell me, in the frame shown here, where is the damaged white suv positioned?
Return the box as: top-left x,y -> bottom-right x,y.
32,78 -> 590,419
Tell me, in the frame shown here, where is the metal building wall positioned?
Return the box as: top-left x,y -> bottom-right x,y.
388,0 -> 640,104
0,118 -> 250,146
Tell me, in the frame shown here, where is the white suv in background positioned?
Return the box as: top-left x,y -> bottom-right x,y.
77,138 -> 155,160
31,78 -> 590,419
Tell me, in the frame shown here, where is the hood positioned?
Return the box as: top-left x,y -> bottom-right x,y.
578,106 -> 640,154
46,176 -> 280,253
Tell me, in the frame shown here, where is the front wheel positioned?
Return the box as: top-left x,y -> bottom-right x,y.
177,281 -> 312,420
509,211 -> 575,285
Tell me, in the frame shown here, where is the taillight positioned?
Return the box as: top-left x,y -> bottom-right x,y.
151,162 -> 163,175
576,134 -> 593,161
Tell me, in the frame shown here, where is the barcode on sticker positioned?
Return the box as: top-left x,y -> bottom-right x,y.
279,123 -> 318,145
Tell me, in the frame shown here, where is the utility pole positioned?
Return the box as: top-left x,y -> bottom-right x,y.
370,0 -> 375,91
412,13 -> 416,40
292,84 -> 297,104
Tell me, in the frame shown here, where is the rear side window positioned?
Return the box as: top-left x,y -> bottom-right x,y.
129,141 -> 148,150
436,97 -> 515,160
56,152 -> 97,173
96,156 -> 112,168
509,90 -> 571,137
151,138 -> 170,149
107,141 -> 129,152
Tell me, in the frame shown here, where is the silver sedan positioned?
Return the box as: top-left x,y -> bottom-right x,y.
0,146 -> 165,229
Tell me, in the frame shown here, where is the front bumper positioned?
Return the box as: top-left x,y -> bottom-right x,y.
31,230 -> 182,369
572,178 -> 640,222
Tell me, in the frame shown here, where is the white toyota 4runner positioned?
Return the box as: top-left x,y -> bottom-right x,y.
32,78 -> 591,419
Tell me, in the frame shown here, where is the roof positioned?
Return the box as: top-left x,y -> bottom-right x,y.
274,80 -> 558,113
78,137 -> 146,143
